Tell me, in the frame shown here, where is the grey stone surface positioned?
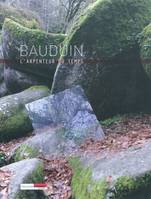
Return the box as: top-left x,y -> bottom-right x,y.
0,81 -> 8,96
0,86 -> 50,109
11,127 -> 65,160
0,44 -> 8,97
26,86 -> 104,144
0,44 -> 4,83
11,126 -> 86,161
1,158 -> 45,199
0,86 -> 50,141
4,67 -> 42,93
88,140 -> 151,182
77,140 -> 151,198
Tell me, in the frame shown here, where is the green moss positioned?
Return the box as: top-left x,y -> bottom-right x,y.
28,85 -> 50,92
27,162 -> 44,183
6,16 -> 40,30
0,108 -> 32,142
0,86 -> 50,142
52,0 -> 151,119
113,176 -> 137,198
0,3 -> 40,29
2,18 -> 66,84
113,173 -> 151,199
15,162 -> 45,199
3,18 -> 65,51
101,114 -> 123,126
69,158 -> 151,199
69,157 -> 108,199
139,23 -> 151,80
63,0 -> 151,58
0,152 -> 7,166
13,144 -> 39,162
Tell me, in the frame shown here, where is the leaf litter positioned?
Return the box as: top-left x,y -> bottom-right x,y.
1,114 -> 151,198
0,169 -> 12,199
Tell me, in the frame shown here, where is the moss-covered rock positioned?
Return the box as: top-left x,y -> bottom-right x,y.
0,85 -> 50,142
2,158 -> 45,199
69,158 -> 108,199
2,18 -> 66,92
12,144 -> 39,162
52,0 -> 151,119
139,23 -> 151,81
0,3 -> 41,29
70,140 -> 151,199
10,127 -> 68,162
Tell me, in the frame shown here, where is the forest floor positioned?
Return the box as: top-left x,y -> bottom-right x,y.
1,113 -> 151,199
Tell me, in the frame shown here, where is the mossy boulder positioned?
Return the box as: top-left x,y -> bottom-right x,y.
0,85 -> 50,142
1,158 -> 45,199
11,128 -> 63,162
0,3 -> 41,29
2,18 -> 66,93
52,0 -> 151,119
139,23 -> 151,81
12,144 -> 39,162
0,31 -> 9,97
70,140 -> 151,199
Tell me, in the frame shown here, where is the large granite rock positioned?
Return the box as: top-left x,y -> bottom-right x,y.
0,35 -> 8,97
26,86 -> 104,144
0,81 -> 8,96
0,43 -> 4,83
1,158 -> 45,199
52,0 -> 151,119
2,18 -> 66,93
0,86 -> 50,141
70,140 -> 151,199
4,67 -> 42,93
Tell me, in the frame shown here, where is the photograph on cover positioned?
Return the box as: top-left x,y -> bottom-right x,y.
0,0 -> 151,198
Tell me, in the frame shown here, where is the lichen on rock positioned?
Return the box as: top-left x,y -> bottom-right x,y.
2,18 -> 66,92
52,0 -> 151,119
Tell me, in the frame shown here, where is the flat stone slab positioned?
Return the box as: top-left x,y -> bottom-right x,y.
1,158 -> 45,199
82,141 -> 151,181
25,86 -> 104,144
11,127 -> 66,161
70,140 -> 151,199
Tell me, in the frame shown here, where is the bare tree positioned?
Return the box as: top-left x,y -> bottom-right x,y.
4,0 -> 94,33
59,0 -> 96,32
59,0 -> 86,30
